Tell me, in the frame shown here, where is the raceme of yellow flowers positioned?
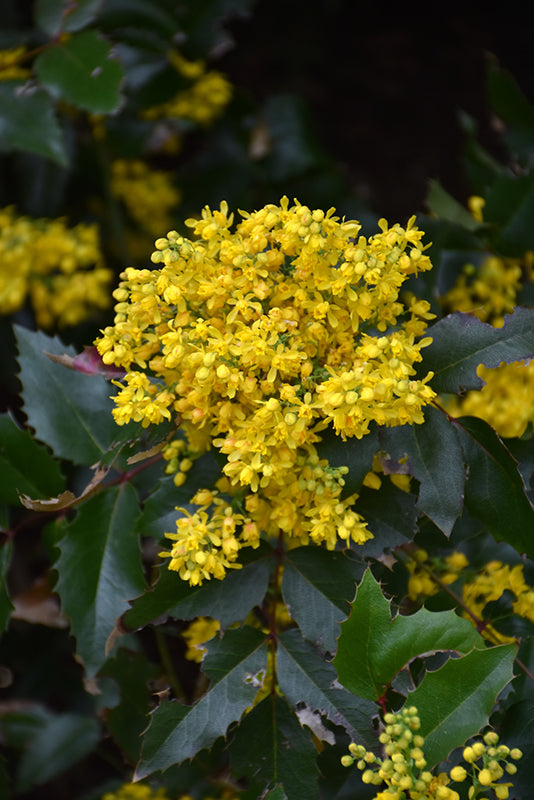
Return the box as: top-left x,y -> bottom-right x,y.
342,706 -> 522,800
111,160 -> 182,238
0,206 -> 111,328
142,49 -> 232,125
440,198 -> 534,438
96,198 -> 437,585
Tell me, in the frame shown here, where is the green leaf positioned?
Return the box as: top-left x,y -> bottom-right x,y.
419,308 -> 534,393
0,540 -> 13,633
378,406 -> 464,535
16,325 -> 126,465
281,547 -> 362,654
55,484 -> 145,676
230,694 -> 319,800
484,171 -> 534,256
16,712 -> 100,793
316,425 -> 379,495
356,481 -> 417,557
426,180 -> 481,231
123,543 -> 273,632
487,64 -> 534,164
0,413 -> 64,504
100,649 -> 159,762
35,30 -> 123,113
333,570 -> 483,701
277,629 -> 377,746
0,83 -> 67,165
35,0 -> 103,35
262,94 -> 323,180
136,626 -> 268,778
408,644 -> 516,767
454,416 -> 534,559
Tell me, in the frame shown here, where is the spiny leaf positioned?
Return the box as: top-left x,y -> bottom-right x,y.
408,644 -> 516,767
136,626 -> 268,778
55,484 -> 145,676
122,542 -> 273,633
0,412 -> 64,505
419,308 -> 534,393
0,540 -> 13,634
356,481 -> 417,557
454,415 -> 534,559
35,30 -> 123,113
277,629 -> 377,747
426,180 -> 482,231
379,405 -> 464,535
229,694 -> 319,800
0,83 -> 67,165
16,325 -> 129,465
281,547 -> 363,654
316,425 -> 379,495
333,570 -> 483,701
35,0 -> 103,36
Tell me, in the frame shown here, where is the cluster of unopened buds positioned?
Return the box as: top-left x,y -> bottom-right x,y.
341,707 -> 521,799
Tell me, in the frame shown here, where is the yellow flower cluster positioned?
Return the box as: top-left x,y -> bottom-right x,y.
446,359 -> 534,438
0,206 -> 111,327
102,783 -> 169,800
462,560 -> 534,644
406,549 -> 468,602
440,255 -> 523,327
342,708 -> 521,800
182,616 -> 220,662
111,160 -> 182,237
96,198 -> 436,583
0,46 -> 31,80
142,50 -> 232,125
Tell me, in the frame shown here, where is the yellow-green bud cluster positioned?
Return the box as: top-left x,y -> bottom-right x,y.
342,709 -> 522,800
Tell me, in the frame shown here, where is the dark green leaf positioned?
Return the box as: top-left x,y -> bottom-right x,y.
0,412 -> 64,504
316,426 -> 379,495
484,171 -> 534,256
0,83 -> 67,164
408,644 -> 516,767
281,547 -> 362,654
458,110 -> 504,193
379,406 -> 464,535
230,694 -> 319,800
35,30 -> 123,113
487,64 -> 534,164
454,416 -> 534,559
262,94 -> 323,181
100,649 -> 159,762
16,325 -> 125,465
16,712 -> 100,793
35,0 -> 103,35
0,540 -> 13,633
55,484 -> 145,676
419,308 -> 534,393
277,629 -> 377,746
136,626 -> 268,778
426,180 -> 481,230
123,543 -> 273,631
356,481 -> 417,557
333,570 -> 483,701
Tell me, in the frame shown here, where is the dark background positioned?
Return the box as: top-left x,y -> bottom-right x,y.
221,3 -> 534,220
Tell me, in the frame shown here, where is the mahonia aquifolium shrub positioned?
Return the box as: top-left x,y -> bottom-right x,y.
95,198 -> 436,585
342,706 -> 522,800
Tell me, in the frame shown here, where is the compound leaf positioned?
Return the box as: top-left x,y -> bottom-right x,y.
0,83 -> 67,164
